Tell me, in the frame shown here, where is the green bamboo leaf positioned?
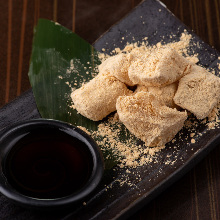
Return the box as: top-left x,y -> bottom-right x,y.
28,19 -> 119,169
29,19 -> 100,129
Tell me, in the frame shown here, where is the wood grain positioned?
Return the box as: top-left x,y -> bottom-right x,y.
17,0 -> 27,96
5,0 -> 12,103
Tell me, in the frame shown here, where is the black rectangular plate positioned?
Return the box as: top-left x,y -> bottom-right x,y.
0,0 -> 220,219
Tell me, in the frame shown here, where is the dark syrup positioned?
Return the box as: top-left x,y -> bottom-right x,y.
4,129 -> 93,199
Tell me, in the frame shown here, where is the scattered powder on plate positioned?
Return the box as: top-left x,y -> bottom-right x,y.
99,30 -> 199,65
191,139 -> 196,144
67,30 -> 220,176
77,126 -> 91,136
78,114 -> 165,169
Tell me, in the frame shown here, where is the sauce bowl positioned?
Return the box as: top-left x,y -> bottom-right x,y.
0,119 -> 104,210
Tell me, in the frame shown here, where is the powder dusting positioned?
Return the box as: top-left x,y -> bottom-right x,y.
78,114 -> 165,169
66,30 -> 220,187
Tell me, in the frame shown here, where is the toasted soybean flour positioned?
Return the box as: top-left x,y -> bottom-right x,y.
70,31 -> 220,170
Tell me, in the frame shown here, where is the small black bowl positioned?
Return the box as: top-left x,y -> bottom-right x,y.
0,119 -> 104,210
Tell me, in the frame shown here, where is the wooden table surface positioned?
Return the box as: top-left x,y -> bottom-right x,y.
0,0 -> 220,219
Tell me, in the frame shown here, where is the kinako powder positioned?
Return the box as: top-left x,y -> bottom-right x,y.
68,30 -> 220,170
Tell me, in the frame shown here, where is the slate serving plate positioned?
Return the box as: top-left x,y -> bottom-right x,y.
0,0 -> 220,219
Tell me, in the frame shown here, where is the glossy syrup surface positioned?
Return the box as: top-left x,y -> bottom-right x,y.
4,128 -> 93,199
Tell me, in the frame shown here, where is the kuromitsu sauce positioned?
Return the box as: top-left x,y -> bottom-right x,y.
4,129 -> 93,199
